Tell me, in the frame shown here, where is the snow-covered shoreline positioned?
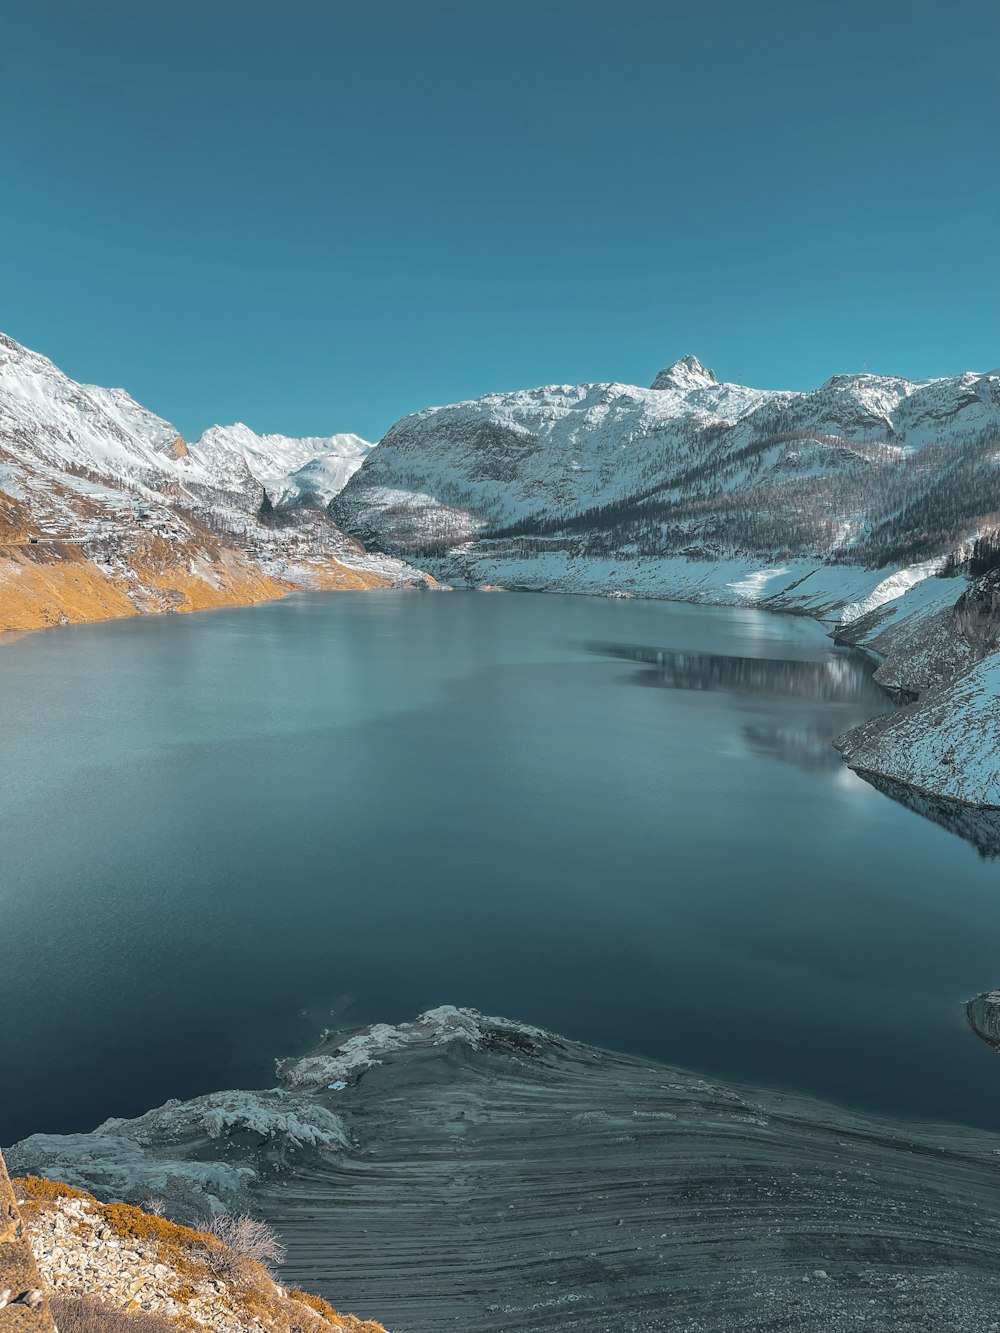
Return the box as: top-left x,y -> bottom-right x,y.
423,546 -> 1000,812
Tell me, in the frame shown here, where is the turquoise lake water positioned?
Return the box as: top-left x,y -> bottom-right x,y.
3,590 -> 1000,1142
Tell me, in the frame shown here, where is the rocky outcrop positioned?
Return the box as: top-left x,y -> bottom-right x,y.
836,653 -> 1000,807
0,1150 -> 54,1331
12,1007 -> 1000,1333
649,354 -> 719,391
833,571 -> 1000,811
11,1176 -> 383,1333
966,991 -> 1000,1050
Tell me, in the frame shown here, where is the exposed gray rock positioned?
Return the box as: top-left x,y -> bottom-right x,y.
966,991 -> 1000,1049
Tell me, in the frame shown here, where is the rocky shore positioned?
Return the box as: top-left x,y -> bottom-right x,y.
11,1007 -> 1000,1333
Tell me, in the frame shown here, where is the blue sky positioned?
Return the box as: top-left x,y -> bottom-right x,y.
3,0 -> 998,442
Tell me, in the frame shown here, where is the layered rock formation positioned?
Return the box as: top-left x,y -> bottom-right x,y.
11,1007 -> 1000,1333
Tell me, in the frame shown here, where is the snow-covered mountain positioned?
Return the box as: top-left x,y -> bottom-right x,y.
185,422 -> 372,508
333,355 -> 1000,578
0,333 -> 421,632
6,331 -> 1000,812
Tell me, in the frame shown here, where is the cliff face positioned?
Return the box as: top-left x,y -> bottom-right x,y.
0,334 -> 424,636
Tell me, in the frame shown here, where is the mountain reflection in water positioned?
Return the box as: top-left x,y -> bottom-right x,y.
587,639 -> 1000,858
585,642 -> 887,704
855,773 -> 1000,860
741,721 -> 849,773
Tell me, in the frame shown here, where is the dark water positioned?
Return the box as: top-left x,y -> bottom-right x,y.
3,590 -> 1000,1143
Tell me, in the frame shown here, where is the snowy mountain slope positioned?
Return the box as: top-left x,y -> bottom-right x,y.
0,334 -> 423,633
333,356 -> 1000,576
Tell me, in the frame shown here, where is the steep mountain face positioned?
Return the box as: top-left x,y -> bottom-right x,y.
0,335 -> 420,633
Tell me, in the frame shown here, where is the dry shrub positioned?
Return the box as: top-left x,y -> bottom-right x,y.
203,1212 -> 286,1275
49,1294 -> 182,1332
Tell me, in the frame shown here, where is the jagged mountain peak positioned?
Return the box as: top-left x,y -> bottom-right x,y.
650,355 -> 718,392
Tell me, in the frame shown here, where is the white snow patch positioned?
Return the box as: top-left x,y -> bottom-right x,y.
839,558 -> 946,625
725,566 -> 791,600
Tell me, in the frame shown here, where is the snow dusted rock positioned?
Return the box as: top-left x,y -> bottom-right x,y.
7,1091 -> 351,1219
836,653 -> 1000,806
650,354 -> 719,391
7,1131 -> 257,1217
97,1089 -> 351,1153
279,1004 -> 546,1087
833,574 -> 972,693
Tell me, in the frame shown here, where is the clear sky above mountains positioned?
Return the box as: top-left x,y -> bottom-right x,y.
3,0 -> 998,442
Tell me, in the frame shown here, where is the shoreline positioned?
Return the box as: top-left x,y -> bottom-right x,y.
0,559 -> 433,644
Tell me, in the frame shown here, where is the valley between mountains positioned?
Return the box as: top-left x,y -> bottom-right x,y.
4,334 -> 1000,809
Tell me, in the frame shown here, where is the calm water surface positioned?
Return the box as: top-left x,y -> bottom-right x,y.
3,590 -> 1000,1142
